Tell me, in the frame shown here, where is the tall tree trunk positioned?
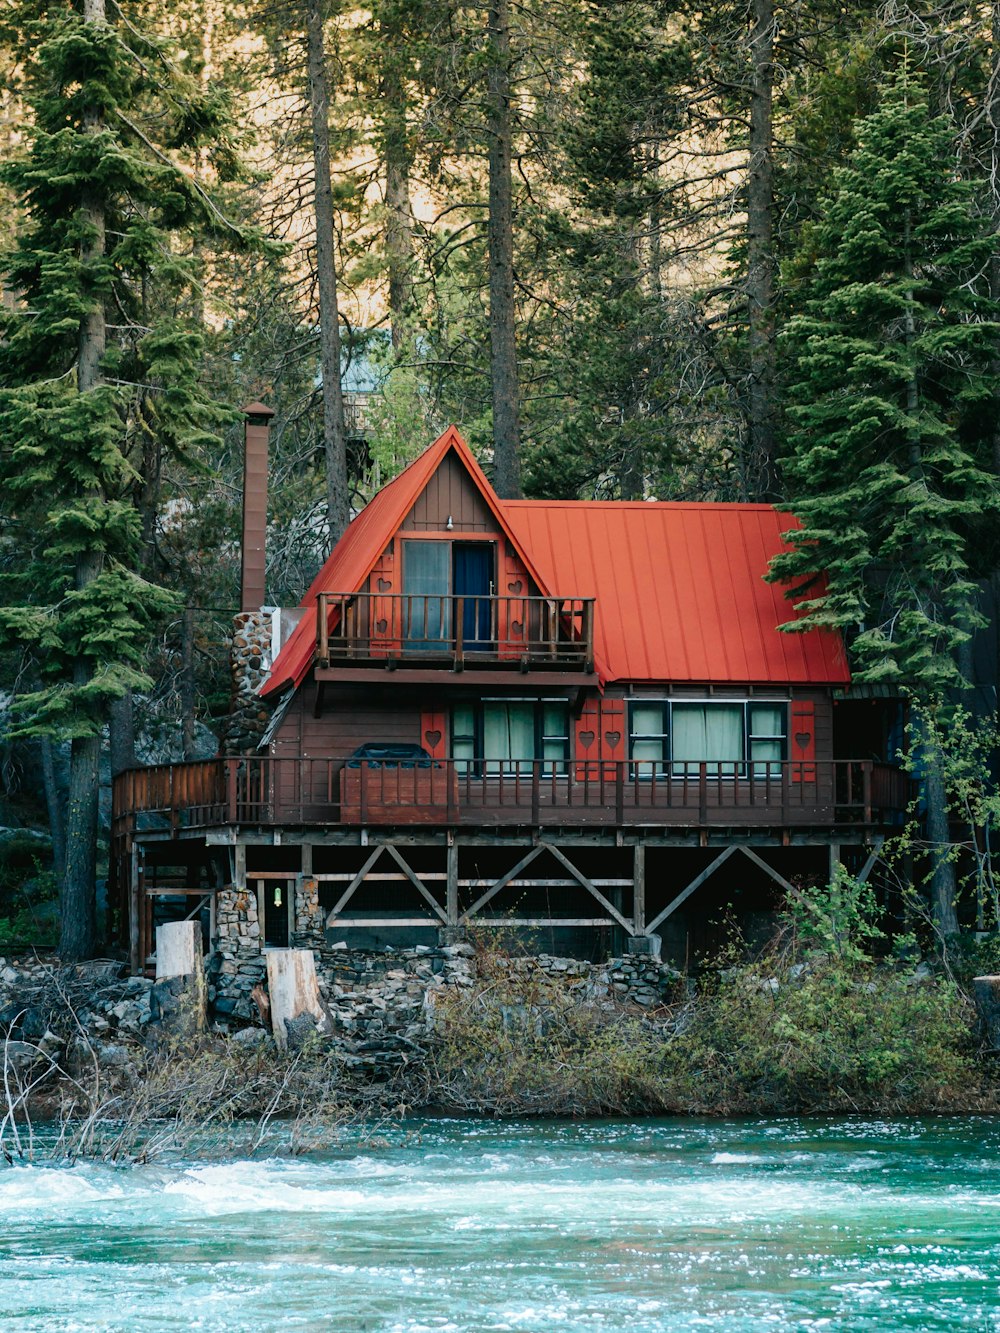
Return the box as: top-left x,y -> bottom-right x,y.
61,0 -> 108,961
746,0 -> 777,500
381,25 -> 414,352
39,736 -> 66,887
486,0 -> 521,499
991,2 -> 1000,475
925,737 -> 959,940
307,0 -> 349,545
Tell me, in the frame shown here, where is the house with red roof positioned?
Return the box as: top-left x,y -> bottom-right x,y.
112,426 -> 906,972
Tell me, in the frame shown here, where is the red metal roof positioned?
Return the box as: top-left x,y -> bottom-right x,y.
261,427 -> 554,698
261,430 -> 849,698
500,500 -> 849,684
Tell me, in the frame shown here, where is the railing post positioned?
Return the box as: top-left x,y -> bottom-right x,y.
582,599 -> 594,670
226,759 -> 237,824
863,761 -> 873,825
317,594 -> 329,667
455,596 -> 464,669
531,762 -> 540,825
699,762 -> 707,824
615,761 -> 624,825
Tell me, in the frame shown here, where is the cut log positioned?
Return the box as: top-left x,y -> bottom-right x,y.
153,921 -> 206,1033
266,949 -> 329,1051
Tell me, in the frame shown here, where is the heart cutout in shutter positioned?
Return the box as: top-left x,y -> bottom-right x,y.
378,578 -> 392,592
795,731 -> 812,750
578,730 -> 595,749
511,620 -> 523,635
376,619 -> 388,634
604,730 -> 622,749
425,730 -> 442,749
507,580 -> 523,594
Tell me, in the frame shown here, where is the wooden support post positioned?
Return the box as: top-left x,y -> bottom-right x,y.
129,843 -> 141,974
447,840 -> 459,927
632,843 -> 645,936
233,842 -> 247,892
829,841 -> 840,886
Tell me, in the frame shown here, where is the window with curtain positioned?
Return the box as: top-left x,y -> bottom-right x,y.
628,701 -> 787,778
402,540 -> 450,647
451,701 -> 570,775
671,704 -> 743,776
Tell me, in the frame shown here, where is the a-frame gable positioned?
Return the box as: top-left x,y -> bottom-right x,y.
261,426 -> 554,698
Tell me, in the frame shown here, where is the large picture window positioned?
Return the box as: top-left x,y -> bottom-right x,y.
452,700 -> 570,775
628,701 -> 787,777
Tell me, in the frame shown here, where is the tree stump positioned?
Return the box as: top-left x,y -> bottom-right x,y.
152,921 -> 206,1035
265,949 -> 329,1051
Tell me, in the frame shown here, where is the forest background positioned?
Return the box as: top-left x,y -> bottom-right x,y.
0,0 -> 999,961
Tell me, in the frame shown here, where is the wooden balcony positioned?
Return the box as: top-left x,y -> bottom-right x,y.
315,592 -> 595,674
113,756 -> 909,836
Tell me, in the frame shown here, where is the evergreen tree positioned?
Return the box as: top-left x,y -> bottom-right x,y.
768,69 -> 1000,935
0,0 -> 245,958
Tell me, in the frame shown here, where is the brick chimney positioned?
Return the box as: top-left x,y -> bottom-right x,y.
224,402 -> 276,754
240,401 -> 274,611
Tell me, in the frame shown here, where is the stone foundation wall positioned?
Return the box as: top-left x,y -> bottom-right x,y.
222,609 -> 273,754
208,937 -> 682,1065
293,876 -> 326,951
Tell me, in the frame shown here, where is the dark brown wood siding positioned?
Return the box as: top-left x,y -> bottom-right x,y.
402,452 -> 495,531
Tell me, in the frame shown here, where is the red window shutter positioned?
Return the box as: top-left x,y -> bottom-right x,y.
574,698 -> 601,781
421,709 -> 447,759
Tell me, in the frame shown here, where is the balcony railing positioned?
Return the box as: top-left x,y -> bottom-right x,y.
113,756 -> 909,835
315,592 -> 595,671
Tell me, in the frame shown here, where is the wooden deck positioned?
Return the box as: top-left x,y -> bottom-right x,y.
112,756 -> 909,834
315,592 -> 595,671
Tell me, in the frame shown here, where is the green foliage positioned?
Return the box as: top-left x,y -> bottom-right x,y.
0,1 -> 250,739
669,953 -> 974,1114
421,901 -> 980,1117
769,69 -> 1000,695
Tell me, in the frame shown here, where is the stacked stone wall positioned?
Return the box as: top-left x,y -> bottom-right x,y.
222,609 -> 273,753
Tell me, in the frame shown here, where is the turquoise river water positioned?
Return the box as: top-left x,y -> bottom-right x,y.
0,1117 -> 999,1331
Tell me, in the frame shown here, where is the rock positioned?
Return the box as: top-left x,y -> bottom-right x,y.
231,1026 -> 273,1051
1,1040 -> 44,1072
94,1042 -> 130,1068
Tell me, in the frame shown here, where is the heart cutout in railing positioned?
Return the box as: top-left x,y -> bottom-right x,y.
604,730 -> 622,749
507,580 -> 523,594
378,578 -> 392,592
795,731 -> 812,750
425,729 -> 442,749
578,730 -> 595,749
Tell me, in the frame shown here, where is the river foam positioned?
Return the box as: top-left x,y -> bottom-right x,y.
0,1117 -> 998,1331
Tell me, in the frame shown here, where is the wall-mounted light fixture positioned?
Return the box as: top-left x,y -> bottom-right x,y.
446,515 -> 454,530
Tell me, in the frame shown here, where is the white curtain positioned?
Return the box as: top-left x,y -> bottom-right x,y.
484,703 -> 534,774
672,705 -> 743,775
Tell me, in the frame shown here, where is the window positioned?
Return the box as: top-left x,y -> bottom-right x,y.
628,700 -> 787,778
452,700 -> 570,775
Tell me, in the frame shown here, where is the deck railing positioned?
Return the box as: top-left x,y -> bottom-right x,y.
315,592 -> 595,670
113,756 -> 909,833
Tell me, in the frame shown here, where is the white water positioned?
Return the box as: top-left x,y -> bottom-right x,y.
1,1118 -> 999,1330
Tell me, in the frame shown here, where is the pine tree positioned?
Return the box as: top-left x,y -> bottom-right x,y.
0,0 -> 245,958
768,68 -> 1000,936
